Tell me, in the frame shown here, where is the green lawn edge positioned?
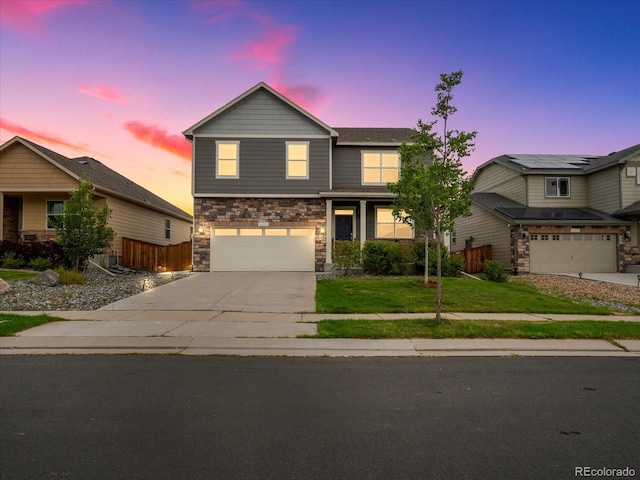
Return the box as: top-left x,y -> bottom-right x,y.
316,277 -> 617,315
0,313 -> 65,337
311,318 -> 640,340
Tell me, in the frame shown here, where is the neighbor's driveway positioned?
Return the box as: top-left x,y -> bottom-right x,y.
99,272 -> 316,313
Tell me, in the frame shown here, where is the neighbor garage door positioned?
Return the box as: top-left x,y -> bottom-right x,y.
529,233 -> 617,273
211,227 -> 315,271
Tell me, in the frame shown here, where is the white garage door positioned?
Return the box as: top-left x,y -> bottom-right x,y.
211,227 -> 315,271
529,233 -> 617,273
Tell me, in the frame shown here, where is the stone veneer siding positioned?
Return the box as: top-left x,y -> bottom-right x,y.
511,225 -> 634,274
193,198 -> 326,272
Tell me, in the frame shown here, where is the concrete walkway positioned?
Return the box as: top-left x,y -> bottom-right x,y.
1,310 -> 639,357
562,272 -> 640,287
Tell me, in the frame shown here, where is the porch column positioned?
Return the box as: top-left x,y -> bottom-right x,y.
360,200 -> 367,249
325,199 -> 333,265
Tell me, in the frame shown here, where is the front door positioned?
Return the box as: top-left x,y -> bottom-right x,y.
335,215 -> 353,241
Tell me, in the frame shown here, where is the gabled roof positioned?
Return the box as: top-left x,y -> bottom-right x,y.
615,199 -> 640,216
471,192 -> 629,225
1,136 -> 192,222
333,128 -> 414,146
475,143 -> 640,177
586,143 -> 640,172
182,82 -> 338,139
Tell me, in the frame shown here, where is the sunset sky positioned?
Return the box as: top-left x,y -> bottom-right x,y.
1,0 -> 638,215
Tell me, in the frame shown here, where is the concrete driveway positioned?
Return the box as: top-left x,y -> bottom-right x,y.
99,272 -> 316,313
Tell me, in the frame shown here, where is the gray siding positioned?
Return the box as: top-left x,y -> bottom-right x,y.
621,159 -> 640,209
452,204 -> 511,266
194,137 -> 330,194
587,166 -> 620,213
332,145 -> 398,192
474,164 -> 526,204
194,89 -> 329,136
527,175 -> 588,207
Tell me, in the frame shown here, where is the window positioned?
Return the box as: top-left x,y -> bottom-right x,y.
362,151 -> 399,184
165,219 -> 171,239
545,177 -> 570,197
216,141 -> 239,179
375,207 -> 412,239
46,200 -> 64,229
286,142 -> 309,179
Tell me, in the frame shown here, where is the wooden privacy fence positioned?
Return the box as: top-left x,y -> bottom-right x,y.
122,237 -> 192,272
455,244 -> 491,274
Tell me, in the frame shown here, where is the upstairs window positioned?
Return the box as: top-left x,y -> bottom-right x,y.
375,207 -> 413,239
545,177 -> 570,197
286,142 -> 309,179
46,200 -> 64,229
216,141 -> 239,179
362,151 -> 399,185
165,219 -> 171,239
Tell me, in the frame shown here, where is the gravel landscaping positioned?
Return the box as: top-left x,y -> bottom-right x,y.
510,274 -> 640,314
0,269 -> 191,311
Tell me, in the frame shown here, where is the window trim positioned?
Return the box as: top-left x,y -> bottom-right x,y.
361,151 -> 400,186
286,141 -> 309,180
46,200 -> 64,229
545,176 -> 570,198
216,141 -> 240,179
374,206 -> 413,239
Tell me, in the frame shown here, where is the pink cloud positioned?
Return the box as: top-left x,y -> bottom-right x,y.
226,25 -> 298,71
0,117 -> 87,152
78,84 -> 127,103
271,81 -> 329,113
0,0 -> 88,34
123,121 -> 191,161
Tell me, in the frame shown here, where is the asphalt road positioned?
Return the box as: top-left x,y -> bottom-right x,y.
1,356 -> 638,480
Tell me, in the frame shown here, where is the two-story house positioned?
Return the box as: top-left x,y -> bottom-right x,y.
451,145 -> 640,273
183,82 -> 413,272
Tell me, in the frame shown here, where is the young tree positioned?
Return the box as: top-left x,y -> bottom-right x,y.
54,179 -> 115,271
388,70 -> 476,321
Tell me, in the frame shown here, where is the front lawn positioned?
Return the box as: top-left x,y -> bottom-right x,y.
314,318 -> 640,340
316,277 -> 613,314
0,313 -> 63,336
0,269 -> 37,282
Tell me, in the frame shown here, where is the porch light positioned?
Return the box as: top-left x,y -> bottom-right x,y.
317,226 -> 325,234
198,225 -> 205,234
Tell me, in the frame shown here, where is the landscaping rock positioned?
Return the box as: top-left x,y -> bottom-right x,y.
29,269 -> 60,287
0,278 -> 9,294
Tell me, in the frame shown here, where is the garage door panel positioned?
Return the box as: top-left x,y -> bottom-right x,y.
530,234 -> 616,273
212,228 -> 315,271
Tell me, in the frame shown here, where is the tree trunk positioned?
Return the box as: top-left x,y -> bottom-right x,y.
423,234 -> 429,286
435,226 -> 442,322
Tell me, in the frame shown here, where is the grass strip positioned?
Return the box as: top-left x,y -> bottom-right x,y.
0,313 -> 64,337
316,277 -> 613,314
313,319 -> 640,340
0,270 -> 37,282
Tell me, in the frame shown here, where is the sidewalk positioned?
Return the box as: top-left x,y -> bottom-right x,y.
1,311 -> 639,357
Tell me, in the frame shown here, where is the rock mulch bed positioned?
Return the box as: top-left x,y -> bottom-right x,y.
0,269 -> 191,311
510,274 -> 640,314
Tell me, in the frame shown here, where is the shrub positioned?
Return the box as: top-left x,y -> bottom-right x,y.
1,252 -> 26,269
333,241 -> 361,275
414,241 -> 464,277
54,267 -> 86,285
483,260 -> 507,282
0,241 -> 69,269
362,241 -> 403,275
28,257 -> 52,271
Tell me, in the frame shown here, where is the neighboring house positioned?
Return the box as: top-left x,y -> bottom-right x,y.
183,82 -> 413,272
451,145 -> 640,273
0,136 -> 193,266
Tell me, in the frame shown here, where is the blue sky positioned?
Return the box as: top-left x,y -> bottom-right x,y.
1,0 -> 638,213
